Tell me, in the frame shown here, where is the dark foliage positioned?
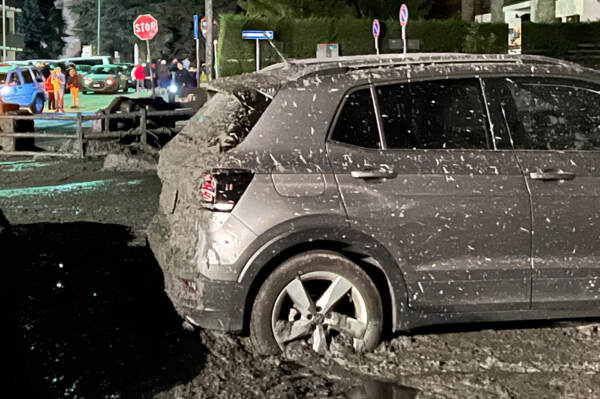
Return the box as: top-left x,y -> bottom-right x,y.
72,0 -> 238,63
18,0 -> 65,60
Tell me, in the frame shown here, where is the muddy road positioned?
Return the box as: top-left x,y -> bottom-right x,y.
3,157 -> 600,398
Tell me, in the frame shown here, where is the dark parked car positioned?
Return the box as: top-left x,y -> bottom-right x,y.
148,53 -> 600,355
82,64 -> 129,94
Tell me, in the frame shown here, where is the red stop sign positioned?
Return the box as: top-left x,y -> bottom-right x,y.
133,14 -> 158,40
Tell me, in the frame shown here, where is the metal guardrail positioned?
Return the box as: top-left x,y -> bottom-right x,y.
0,108 -> 194,158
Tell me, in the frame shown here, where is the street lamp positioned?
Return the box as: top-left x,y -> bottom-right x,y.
97,0 -> 101,55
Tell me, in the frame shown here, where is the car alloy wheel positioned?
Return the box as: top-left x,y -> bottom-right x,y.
250,251 -> 382,355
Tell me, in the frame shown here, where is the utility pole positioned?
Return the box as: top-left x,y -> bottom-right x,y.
97,0 -> 101,55
205,0 -> 213,81
2,0 -> 6,61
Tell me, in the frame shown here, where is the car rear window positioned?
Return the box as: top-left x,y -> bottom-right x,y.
376,79 -> 491,150
330,88 -> 380,149
22,70 -> 33,83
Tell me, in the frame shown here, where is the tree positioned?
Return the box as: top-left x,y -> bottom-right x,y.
71,0 -> 237,62
18,0 -> 65,59
237,0 -> 432,19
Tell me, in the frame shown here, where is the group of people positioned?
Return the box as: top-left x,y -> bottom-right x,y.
131,57 -> 201,99
37,62 -> 81,113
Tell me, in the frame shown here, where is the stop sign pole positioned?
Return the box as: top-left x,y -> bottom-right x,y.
133,14 -> 159,98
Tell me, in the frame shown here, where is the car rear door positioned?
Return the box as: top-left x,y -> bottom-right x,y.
20,69 -> 36,104
489,76 -> 600,309
327,78 -> 532,313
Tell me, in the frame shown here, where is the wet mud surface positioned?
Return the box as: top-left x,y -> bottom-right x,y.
3,157 -> 600,398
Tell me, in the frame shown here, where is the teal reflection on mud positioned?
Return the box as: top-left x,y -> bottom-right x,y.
0,161 -> 55,172
0,179 -> 110,198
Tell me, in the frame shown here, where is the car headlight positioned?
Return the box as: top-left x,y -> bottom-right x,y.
84,78 -> 92,85
169,83 -> 178,93
106,78 -> 114,85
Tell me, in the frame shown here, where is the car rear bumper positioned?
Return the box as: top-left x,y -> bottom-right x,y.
147,211 -> 247,332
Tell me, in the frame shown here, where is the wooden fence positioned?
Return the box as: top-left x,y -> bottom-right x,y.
0,108 -> 195,158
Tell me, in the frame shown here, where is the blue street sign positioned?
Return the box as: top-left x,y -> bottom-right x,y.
372,19 -> 380,38
242,30 -> 274,40
193,15 -> 199,39
400,4 -> 409,27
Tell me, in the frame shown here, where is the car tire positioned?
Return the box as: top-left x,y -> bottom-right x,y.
250,251 -> 383,356
29,94 -> 44,114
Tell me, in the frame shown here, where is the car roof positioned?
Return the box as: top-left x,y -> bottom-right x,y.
205,53 -> 597,97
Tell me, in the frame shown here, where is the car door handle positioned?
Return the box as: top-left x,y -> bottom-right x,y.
351,168 -> 397,179
529,169 -> 576,181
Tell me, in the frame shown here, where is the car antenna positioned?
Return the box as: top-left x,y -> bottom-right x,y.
263,34 -> 289,67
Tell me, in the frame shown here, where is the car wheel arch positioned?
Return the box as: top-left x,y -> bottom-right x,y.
237,219 -> 410,334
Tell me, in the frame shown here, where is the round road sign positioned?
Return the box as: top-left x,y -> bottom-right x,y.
399,4 -> 409,27
372,19 -> 380,38
133,14 -> 158,41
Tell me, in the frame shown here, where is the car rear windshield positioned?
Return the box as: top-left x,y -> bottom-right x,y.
91,67 -> 116,75
178,89 -> 271,152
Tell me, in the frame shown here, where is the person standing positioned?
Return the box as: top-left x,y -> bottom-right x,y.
51,67 -> 65,113
157,59 -> 170,94
133,64 -> 145,92
45,71 -> 55,111
66,69 -> 80,108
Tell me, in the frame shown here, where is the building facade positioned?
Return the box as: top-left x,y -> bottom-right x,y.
474,0 -> 600,23
0,0 -> 24,61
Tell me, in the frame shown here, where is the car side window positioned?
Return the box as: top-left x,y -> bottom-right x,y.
376,79 -> 491,150
9,72 -> 21,85
330,88 -> 380,149
503,78 -> 600,151
22,70 -> 33,84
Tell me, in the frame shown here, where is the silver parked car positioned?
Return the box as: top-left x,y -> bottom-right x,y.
148,53 -> 600,355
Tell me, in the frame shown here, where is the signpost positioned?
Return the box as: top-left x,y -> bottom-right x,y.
399,4 -> 409,55
242,30 -> 274,71
372,19 -> 380,55
133,14 -> 158,98
194,15 -> 200,86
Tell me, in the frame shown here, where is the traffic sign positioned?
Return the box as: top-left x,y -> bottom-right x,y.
372,19 -> 380,38
133,14 -> 158,41
242,30 -> 274,40
400,4 -> 409,27
194,15 -> 199,40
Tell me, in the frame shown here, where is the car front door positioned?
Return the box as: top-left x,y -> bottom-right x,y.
491,77 -> 600,309
327,78 -> 532,313
6,71 -> 25,105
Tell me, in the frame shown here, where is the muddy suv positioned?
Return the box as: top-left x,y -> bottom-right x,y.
148,54 -> 600,355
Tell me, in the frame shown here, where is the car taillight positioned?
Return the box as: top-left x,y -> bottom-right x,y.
201,169 -> 253,212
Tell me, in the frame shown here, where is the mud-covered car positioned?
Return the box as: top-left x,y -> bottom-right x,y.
148,53 -> 600,355
82,64 -> 129,94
